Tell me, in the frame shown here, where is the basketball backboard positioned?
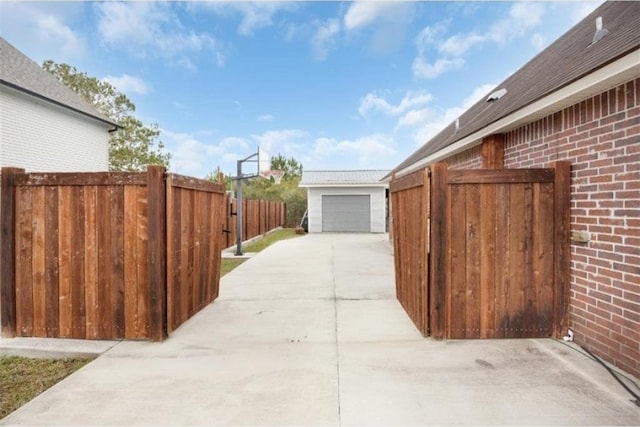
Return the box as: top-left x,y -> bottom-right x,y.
258,146 -> 271,178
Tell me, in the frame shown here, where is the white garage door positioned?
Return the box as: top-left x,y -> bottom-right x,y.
322,195 -> 371,232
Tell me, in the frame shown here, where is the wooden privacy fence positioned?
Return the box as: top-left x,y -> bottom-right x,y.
221,197 -> 286,249
0,166 -> 226,341
390,162 -> 570,340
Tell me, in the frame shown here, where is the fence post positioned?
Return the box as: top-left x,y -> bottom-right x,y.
429,163 -> 448,339
550,161 -> 571,338
147,166 -> 167,341
1,167 -> 24,337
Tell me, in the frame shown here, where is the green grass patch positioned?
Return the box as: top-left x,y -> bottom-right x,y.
0,355 -> 92,419
242,228 -> 302,253
221,258 -> 246,276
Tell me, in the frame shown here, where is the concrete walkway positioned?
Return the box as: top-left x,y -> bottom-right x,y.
2,234 -> 638,426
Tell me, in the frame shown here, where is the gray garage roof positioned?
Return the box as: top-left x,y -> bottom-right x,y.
0,37 -> 116,127
299,170 -> 390,187
392,1 -> 639,175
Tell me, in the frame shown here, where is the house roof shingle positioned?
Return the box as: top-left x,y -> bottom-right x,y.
299,170 -> 391,186
393,1 -> 640,174
0,37 -> 116,127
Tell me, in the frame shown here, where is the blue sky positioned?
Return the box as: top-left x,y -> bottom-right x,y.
0,1 -> 603,178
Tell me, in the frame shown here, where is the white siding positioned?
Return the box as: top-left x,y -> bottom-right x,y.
307,186 -> 386,233
0,88 -> 110,172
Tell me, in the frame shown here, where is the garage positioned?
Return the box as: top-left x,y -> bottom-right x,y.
299,170 -> 389,233
321,195 -> 370,232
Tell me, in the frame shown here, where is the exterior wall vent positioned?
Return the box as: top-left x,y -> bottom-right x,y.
486,88 -> 507,102
590,17 -> 608,46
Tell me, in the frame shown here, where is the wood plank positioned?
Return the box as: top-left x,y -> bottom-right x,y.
168,173 -> 225,194
429,164 -> 448,339
166,175 -> 176,332
1,167 -> 24,337
96,186 -> 112,339
16,187 -> 34,336
537,182 -> 555,336
448,184 -> 467,338
506,184 -> 526,338
481,134 -> 505,169
57,186 -> 72,338
169,183 -> 182,332
136,186 -> 150,338
192,191 -> 203,312
201,193 -> 212,305
83,186 -> 98,339
494,184 -> 510,338
44,186 -> 59,337
147,166 -> 167,341
179,188 -> 190,327
389,169 -> 425,193
464,184 -> 481,338
448,169 -> 554,184
420,169 -> 430,335
551,161 -> 571,338
479,184 -> 496,338
110,186 -> 125,339
70,186 -> 86,339
15,172 -> 146,187
31,187 -> 46,336
123,185 -> 138,339
521,182 -> 536,337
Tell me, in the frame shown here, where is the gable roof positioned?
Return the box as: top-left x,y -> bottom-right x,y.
0,37 -> 116,127
299,170 -> 390,187
393,1 -> 640,176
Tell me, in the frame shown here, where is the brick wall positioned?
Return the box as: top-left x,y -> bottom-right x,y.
446,78 -> 640,378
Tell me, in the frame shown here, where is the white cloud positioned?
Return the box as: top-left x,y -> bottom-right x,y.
257,114 -> 275,122
197,2 -> 295,36
311,19 -> 340,61
568,1 -> 604,24
96,2 -> 225,69
412,57 -> 464,79
311,134 -> 395,167
396,109 -> 432,129
412,83 -> 496,146
413,3 -> 547,80
103,74 -> 150,95
359,90 -> 433,118
251,129 -> 309,156
0,2 -> 86,62
343,2 -> 399,31
531,33 -> 546,51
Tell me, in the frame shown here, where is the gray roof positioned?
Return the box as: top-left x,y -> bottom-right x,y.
299,170 -> 390,186
0,37 -> 116,127
393,1 -> 640,173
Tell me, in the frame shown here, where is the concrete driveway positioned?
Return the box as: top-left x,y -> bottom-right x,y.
2,234 -> 638,426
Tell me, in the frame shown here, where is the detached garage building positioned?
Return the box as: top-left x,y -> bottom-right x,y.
299,170 -> 389,233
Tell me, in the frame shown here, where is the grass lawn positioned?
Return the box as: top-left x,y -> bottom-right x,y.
220,228 -> 303,277
0,356 -> 92,419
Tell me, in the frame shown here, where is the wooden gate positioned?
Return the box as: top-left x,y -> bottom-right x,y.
390,162 -> 570,340
429,163 -> 570,339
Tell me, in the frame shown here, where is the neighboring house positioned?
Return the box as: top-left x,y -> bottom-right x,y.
390,1 -> 639,378
299,170 -> 390,233
0,37 -> 116,172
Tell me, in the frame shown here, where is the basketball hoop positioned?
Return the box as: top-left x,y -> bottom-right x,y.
267,170 -> 284,184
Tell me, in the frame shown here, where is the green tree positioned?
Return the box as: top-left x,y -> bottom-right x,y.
241,154 -> 307,227
42,60 -> 171,171
270,154 -> 303,180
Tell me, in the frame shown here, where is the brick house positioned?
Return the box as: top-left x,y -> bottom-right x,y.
390,1 -> 639,377
0,37 -> 116,172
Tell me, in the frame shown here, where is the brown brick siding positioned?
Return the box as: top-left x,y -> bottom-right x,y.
446,78 -> 640,378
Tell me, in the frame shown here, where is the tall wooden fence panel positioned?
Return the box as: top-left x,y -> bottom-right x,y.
391,162 -> 570,341
389,169 -> 430,335
430,163 -> 570,339
167,174 -> 225,333
221,195 -> 286,249
1,166 -> 229,341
